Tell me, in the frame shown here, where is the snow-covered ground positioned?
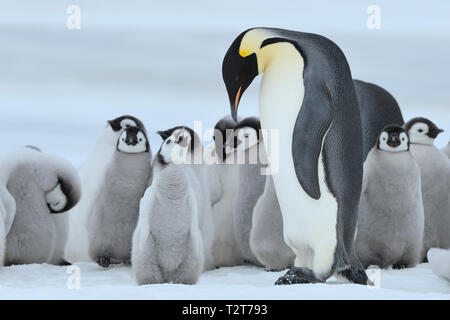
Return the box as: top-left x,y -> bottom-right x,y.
0,0 -> 449,300
0,263 -> 448,299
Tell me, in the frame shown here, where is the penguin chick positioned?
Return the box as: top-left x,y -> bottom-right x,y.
442,141 -> 450,159
404,117 -> 450,260
2,147 -> 81,266
65,115 -> 147,263
156,126 -> 216,271
87,126 -> 152,267
225,117 -> 265,266
250,175 -> 295,271
207,116 -> 244,267
132,131 -> 204,285
355,126 -> 424,269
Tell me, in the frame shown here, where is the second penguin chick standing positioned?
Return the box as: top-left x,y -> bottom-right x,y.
132,128 -> 203,285
87,126 -> 152,267
355,125 -> 424,269
226,117 -> 265,266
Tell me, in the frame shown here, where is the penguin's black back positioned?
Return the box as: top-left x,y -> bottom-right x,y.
353,79 -> 404,159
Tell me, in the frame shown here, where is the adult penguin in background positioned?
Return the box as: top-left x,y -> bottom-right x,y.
442,141 -> 450,159
355,126 -> 424,269
222,27 -> 371,284
404,117 -> 450,260
353,80 -> 404,159
132,128 -> 204,285
1,147 -> 81,265
87,126 -> 152,267
156,126 -> 216,270
206,117 -> 244,267
65,115 -> 147,263
225,117 -> 265,266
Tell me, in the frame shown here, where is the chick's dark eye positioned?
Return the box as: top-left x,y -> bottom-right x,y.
178,136 -> 183,143
166,139 -> 170,144
139,138 -> 143,142
244,134 -> 249,138
418,129 -> 423,133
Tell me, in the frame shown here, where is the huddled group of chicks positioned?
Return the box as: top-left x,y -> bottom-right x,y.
0,114 -> 449,285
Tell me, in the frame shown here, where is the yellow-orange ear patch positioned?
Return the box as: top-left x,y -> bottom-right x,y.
239,48 -> 252,57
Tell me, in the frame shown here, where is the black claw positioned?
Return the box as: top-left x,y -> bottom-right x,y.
96,256 -> 111,268
274,267 -> 321,285
393,264 -> 407,270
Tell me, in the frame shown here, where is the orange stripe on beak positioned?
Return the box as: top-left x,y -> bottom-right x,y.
235,86 -> 242,113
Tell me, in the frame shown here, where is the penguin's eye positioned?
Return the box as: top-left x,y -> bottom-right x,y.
122,138 -> 125,141
383,138 -> 386,141
177,136 -> 183,143
166,139 -> 171,145
418,129 -> 423,133
244,134 -> 249,138
213,136 -> 216,141
139,138 -> 143,142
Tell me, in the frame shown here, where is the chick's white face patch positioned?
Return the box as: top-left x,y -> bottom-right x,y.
118,130 -> 147,153
408,122 -> 434,145
45,183 -> 67,212
159,129 -> 192,164
379,131 -> 409,152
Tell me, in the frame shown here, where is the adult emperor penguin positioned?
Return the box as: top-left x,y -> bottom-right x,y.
156,125 -> 216,270
225,117 -> 265,266
65,115 -> 146,263
222,28 -> 369,284
404,117 -> 450,260
206,117 -> 244,267
1,146 -> 81,265
355,126 -> 424,269
442,141 -> 450,159
87,126 -> 152,267
132,128 -> 204,285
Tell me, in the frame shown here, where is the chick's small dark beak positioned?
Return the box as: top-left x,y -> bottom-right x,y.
387,134 -> 401,148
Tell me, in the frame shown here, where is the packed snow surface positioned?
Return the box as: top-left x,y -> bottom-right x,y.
0,263 -> 448,299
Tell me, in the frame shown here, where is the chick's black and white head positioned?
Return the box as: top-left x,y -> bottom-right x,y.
211,117 -> 237,162
156,126 -> 197,165
377,125 -> 409,152
117,126 -> 149,154
226,117 -> 261,154
404,117 -> 444,145
107,115 -> 146,133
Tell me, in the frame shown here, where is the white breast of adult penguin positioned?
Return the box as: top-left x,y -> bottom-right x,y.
1,147 -> 81,266
355,126 -> 424,269
222,28 -> 368,284
87,126 -> 152,266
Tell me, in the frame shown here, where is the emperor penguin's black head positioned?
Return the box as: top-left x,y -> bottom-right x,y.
107,115 -> 146,133
226,117 -> 261,154
156,126 -> 200,165
377,125 -> 409,152
404,117 -> 444,145
222,29 -> 260,121
117,126 -> 149,153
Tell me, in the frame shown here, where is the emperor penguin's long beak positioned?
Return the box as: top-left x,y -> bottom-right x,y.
230,86 -> 241,122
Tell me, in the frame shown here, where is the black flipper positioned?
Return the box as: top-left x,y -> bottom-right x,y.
292,85 -> 333,199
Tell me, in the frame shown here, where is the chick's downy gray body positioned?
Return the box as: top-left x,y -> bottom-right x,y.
356,148 -> 424,268
4,147 -> 81,265
88,141 -> 151,266
132,162 -> 203,285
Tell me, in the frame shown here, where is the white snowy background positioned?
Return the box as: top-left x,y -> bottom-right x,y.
0,0 -> 449,299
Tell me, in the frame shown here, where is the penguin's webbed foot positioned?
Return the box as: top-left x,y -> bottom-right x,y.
96,256 -> 111,268
339,264 -> 371,285
274,267 -> 323,285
